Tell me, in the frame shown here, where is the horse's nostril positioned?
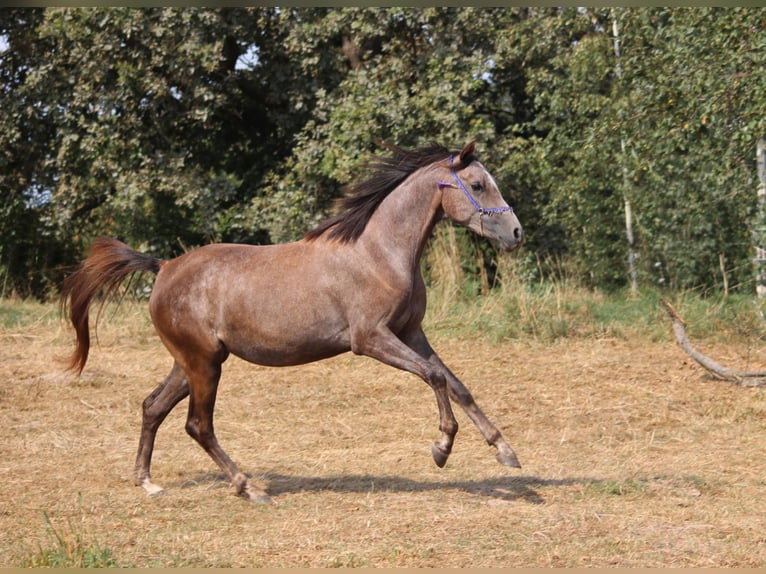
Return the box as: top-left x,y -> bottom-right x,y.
514,227 -> 523,241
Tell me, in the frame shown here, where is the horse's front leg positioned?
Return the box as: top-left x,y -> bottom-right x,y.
443,360 -> 520,467
404,329 -> 521,469
352,327 -> 458,467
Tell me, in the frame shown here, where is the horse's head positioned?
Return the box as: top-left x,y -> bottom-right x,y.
438,141 -> 523,252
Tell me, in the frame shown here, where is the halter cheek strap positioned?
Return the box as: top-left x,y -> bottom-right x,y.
438,155 -> 514,217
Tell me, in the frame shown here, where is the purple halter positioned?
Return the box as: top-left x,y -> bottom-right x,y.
438,154 -> 513,216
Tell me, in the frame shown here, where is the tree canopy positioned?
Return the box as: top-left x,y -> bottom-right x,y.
1,7 -> 765,298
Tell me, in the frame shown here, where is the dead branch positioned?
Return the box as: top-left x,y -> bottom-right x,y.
661,300 -> 766,388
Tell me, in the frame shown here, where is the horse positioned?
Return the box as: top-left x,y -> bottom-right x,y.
60,141 -> 524,504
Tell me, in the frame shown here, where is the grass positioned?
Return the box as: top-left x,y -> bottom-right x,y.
422,231 -> 766,346
583,478 -> 648,498
0,297 -> 58,329
2,255 -> 766,567
426,265 -> 766,347
22,511 -> 120,568
4,246 -> 763,347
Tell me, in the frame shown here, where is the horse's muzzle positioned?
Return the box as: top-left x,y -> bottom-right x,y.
498,224 -> 524,253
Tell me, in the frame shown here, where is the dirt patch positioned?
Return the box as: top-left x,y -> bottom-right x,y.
1,304 -> 765,566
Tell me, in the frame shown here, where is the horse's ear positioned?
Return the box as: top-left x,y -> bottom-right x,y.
459,140 -> 476,164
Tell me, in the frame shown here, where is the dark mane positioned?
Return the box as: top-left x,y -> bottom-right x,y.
305,143 -> 473,243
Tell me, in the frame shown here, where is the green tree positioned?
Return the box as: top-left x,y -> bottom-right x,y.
619,8 -> 766,291
2,7 -> 766,297
510,7 -> 766,291
0,8 -> 336,295
0,8 -> 70,297
244,8 -> 511,242
33,8 -> 251,252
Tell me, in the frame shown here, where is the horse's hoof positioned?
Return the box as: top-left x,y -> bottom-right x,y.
496,444 -> 521,468
248,492 -> 274,505
140,479 -> 166,497
431,443 -> 450,468
241,483 -> 274,505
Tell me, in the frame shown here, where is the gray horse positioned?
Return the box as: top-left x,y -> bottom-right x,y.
60,141 -> 524,504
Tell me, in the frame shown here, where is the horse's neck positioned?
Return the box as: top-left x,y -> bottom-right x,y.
358,175 -> 442,276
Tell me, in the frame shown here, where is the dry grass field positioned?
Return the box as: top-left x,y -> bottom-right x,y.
1,297 -> 765,567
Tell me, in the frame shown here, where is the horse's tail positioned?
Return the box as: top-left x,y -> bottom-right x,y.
59,237 -> 162,374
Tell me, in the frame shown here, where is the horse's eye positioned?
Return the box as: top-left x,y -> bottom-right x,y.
470,182 -> 483,193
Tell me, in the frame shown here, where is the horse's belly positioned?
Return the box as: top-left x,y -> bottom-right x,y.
221,325 -> 350,368
228,341 -> 349,367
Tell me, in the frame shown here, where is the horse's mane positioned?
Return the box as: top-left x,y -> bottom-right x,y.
305,143 -> 475,244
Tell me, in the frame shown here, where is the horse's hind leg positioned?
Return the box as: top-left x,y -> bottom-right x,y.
183,358 -> 272,504
134,361 -> 189,496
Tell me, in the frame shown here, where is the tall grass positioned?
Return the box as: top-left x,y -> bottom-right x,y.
423,228 -> 766,346
2,229 -> 764,346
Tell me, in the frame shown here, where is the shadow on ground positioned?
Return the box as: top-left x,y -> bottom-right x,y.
176,471 -> 603,505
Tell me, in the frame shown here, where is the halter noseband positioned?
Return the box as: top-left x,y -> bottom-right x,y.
437,154 -> 513,217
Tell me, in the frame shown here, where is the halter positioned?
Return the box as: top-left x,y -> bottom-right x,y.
438,154 -> 514,217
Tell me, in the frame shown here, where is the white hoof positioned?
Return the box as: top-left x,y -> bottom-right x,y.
141,478 -> 166,497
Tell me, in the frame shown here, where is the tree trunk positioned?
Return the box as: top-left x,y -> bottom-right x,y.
756,138 -> 766,298
612,10 -> 638,293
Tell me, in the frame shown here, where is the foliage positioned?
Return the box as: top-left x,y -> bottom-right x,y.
1,7 -> 765,298
616,8 -> 766,291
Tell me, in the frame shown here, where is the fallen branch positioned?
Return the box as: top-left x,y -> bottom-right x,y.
661,300 -> 766,388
